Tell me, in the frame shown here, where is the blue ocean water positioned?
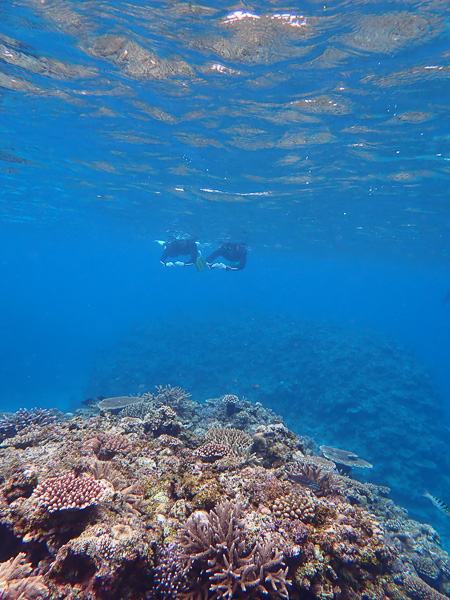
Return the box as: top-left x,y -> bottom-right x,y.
1,0 -> 450,544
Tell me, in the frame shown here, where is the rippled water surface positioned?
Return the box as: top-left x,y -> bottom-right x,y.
1,0 -> 449,258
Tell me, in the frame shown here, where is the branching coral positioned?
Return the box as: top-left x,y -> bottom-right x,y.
0,408 -> 56,439
154,385 -> 191,406
0,387 -> 447,600
153,543 -> 187,599
88,458 -> 126,490
206,427 -> 254,461
173,500 -> 290,599
0,553 -> 48,599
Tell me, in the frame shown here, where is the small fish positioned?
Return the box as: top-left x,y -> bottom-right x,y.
288,473 -> 321,493
423,491 -> 450,516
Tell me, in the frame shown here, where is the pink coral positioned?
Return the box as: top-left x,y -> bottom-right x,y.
31,473 -> 111,512
0,553 -> 48,599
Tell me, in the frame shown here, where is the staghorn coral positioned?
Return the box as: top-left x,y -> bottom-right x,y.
154,385 -> 191,407
173,500 -> 290,599
30,472 -> 112,512
0,553 -> 48,599
87,458 -> 126,490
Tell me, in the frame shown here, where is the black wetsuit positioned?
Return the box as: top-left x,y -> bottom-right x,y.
160,239 -> 198,265
206,243 -> 247,271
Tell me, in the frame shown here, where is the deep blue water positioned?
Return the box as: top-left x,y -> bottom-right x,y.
1,0 -> 450,544
2,223 -> 450,412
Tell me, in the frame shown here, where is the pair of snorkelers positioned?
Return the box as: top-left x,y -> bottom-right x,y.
159,238 -> 247,272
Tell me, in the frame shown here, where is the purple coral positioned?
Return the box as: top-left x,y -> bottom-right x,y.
172,500 -> 290,599
0,408 -> 56,437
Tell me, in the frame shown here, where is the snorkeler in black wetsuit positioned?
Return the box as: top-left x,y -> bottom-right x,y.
206,243 -> 247,271
160,238 -> 199,267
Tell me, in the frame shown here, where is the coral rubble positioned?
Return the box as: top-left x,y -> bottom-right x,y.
1,388 -> 449,600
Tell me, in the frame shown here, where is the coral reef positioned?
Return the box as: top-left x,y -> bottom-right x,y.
169,500 -> 290,599
85,314 -> 450,518
0,408 -> 56,439
286,461 -> 342,496
0,553 -> 48,599
0,388 -> 449,600
83,432 -> 133,459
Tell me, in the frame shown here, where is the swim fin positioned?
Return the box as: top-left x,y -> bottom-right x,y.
195,254 -> 207,272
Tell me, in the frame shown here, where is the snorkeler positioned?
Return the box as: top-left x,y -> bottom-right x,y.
159,238 -> 206,271
206,242 -> 247,271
